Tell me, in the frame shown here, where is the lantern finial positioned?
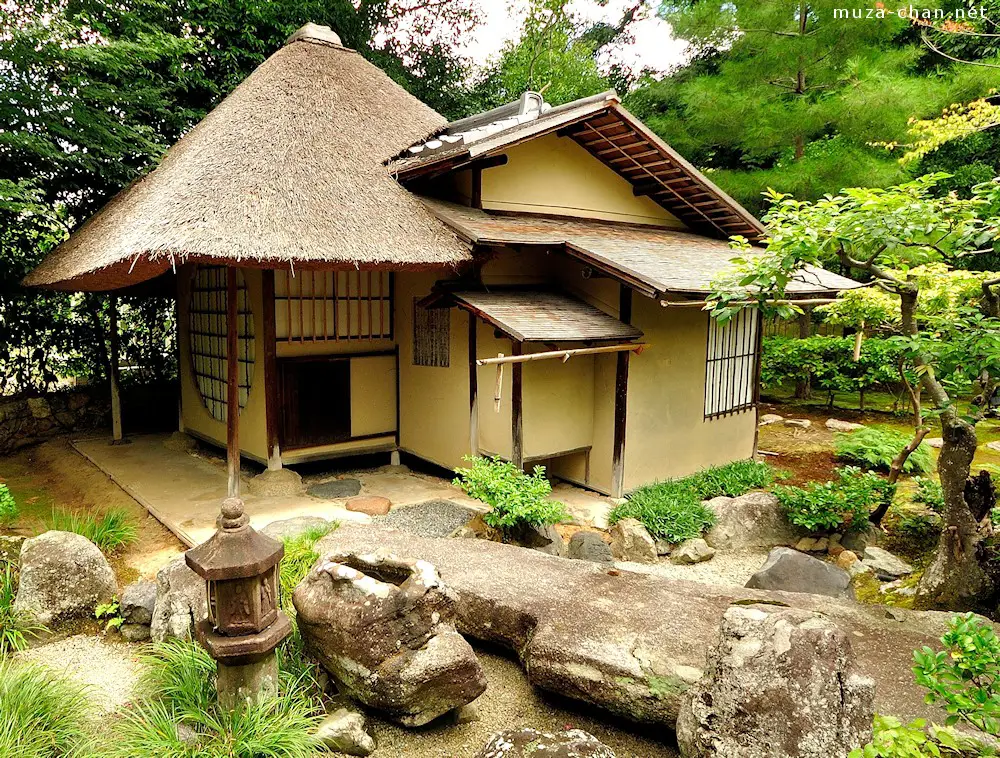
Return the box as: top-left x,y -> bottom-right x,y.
220,497 -> 248,530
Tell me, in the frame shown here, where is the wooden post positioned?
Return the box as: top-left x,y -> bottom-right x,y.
511,341 -> 523,470
261,270 -> 281,471
226,268 -> 240,499
109,294 -> 125,444
611,286 -> 632,498
469,312 -> 479,457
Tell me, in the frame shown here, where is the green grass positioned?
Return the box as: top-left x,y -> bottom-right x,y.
278,523 -> 335,616
834,427 -> 933,474
609,460 -> 774,544
0,483 -> 19,525
45,508 -> 137,555
0,563 -> 46,654
99,639 -> 322,758
0,659 -> 93,758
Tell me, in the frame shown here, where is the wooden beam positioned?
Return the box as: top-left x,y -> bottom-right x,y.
108,294 -> 124,444
469,312 -> 479,457
471,166 -> 483,210
611,286 -> 632,499
226,268 -> 240,499
511,341 -> 523,471
261,270 -> 281,470
477,342 -> 648,366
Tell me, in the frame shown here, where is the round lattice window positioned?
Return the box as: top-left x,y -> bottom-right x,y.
189,266 -> 255,422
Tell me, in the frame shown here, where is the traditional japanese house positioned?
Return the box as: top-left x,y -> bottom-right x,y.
25,24 -> 857,499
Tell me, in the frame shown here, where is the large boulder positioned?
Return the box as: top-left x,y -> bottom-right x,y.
120,580 -> 157,625
676,604 -> 875,757
150,556 -> 208,643
13,531 -> 116,625
567,531 -> 614,565
609,518 -> 657,563
704,492 -> 803,551
474,728 -> 615,758
745,547 -> 852,599
294,552 -> 486,726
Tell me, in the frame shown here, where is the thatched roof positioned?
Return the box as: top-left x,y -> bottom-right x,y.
25,24 -> 471,291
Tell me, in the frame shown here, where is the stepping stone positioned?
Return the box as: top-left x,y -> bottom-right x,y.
373,499 -> 478,537
308,478 -> 361,499
346,495 -> 392,516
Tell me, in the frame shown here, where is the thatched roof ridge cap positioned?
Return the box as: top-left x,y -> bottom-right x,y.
284,23 -> 352,51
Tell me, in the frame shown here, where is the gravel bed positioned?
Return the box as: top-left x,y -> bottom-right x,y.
16,634 -> 145,714
372,499 -> 478,538
617,550 -> 769,589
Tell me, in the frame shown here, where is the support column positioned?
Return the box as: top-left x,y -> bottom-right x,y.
108,294 -> 125,445
469,312 -> 479,457
226,268 -> 240,499
261,270 -> 281,471
611,286 -> 633,499
511,340 -> 523,470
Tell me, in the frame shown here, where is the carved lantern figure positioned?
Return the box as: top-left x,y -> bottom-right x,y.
185,498 -> 291,707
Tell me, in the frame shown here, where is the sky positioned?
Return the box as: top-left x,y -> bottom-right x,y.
459,0 -> 691,75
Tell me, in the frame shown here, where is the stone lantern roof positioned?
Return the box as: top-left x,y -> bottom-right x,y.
185,498 -> 284,581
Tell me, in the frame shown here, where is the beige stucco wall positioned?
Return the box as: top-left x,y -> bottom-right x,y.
480,133 -> 688,228
624,296 -> 757,489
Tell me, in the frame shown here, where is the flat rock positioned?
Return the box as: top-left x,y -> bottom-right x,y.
705,492 -> 804,551
14,531 -> 117,626
120,580 -> 156,625
345,495 -> 391,516
758,414 -> 784,426
925,437 -> 944,449
261,516 -> 331,541
474,728 -> 615,757
670,538 -> 715,565
826,419 -> 865,432
314,707 -> 375,756
745,547 -> 852,599
567,531 -> 614,565
120,623 -> 151,642
784,418 -> 811,429
246,467 -> 304,497
862,546 -> 914,580
308,478 -> 362,499
316,523 -> 974,729
373,499 -> 478,538
150,556 -> 207,643
609,518 -> 656,564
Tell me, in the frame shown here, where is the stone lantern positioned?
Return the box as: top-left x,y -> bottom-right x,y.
185,498 -> 291,708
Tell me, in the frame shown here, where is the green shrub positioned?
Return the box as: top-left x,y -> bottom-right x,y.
835,427 -> 933,474
0,660 -> 93,758
912,476 -> 945,512
0,483 -> 18,525
0,564 -> 45,655
104,639 -> 322,758
849,715 -> 980,757
777,466 -> 895,532
454,456 -> 567,531
46,508 -> 137,554
685,460 -> 775,499
609,480 -> 715,543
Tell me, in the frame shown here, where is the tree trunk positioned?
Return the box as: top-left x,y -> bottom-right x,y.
794,309 -> 812,399
870,427 -> 929,526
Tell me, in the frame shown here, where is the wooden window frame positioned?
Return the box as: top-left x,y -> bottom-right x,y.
704,307 -> 760,420
274,270 -> 393,343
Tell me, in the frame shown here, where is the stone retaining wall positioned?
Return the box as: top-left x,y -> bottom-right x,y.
0,389 -> 110,454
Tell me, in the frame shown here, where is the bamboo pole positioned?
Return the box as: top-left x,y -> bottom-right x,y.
477,343 -> 648,367
109,294 -> 124,445
226,269 -> 240,499
659,298 -> 839,308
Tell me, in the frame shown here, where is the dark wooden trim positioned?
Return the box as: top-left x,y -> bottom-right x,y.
394,344 -> 401,447
469,312 -> 478,456
226,267 -> 240,498
611,285 -> 633,498
471,166 -> 483,210
261,269 -> 281,469
108,294 -> 124,443
276,350 -> 396,364
511,340 -> 523,470
283,439 -> 396,464
283,430 -> 397,452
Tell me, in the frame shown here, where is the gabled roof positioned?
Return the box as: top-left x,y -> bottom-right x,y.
391,91 -> 765,242
421,198 -> 860,298
25,24 -> 470,291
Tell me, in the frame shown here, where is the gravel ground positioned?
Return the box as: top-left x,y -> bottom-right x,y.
16,634 -> 146,714
373,499 -> 479,538
617,550 -> 769,588
364,648 -> 678,758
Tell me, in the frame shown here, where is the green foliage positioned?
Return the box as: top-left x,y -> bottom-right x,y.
0,659 -> 93,758
777,466 -> 895,532
849,715 -> 956,758
94,598 -> 124,633
914,613 -> 1000,736
609,481 -> 715,543
0,564 -> 46,655
454,456 -> 567,531
46,508 -> 137,554
684,459 -> 775,499
913,477 -> 945,513
835,428 -> 932,475
105,639 -> 322,758
278,523 -> 335,616
0,483 -> 18,525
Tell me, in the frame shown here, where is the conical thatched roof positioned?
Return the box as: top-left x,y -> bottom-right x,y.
25,24 -> 470,291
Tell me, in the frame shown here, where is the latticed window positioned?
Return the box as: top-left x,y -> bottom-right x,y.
704,307 -> 759,419
189,266 -> 255,422
412,299 -> 450,367
274,270 -> 392,342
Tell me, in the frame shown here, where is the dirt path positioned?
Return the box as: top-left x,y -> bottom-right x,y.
0,436 -> 184,582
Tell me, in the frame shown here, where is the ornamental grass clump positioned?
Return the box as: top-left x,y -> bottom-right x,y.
609,480 -> 715,544
0,659 -> 93,758
453,455 -> 567,532
776,466 -> 895,532
835,427 -> 933,474
686,459 -> 775,499
45,508 -> 137,555
0,564 -> 46,654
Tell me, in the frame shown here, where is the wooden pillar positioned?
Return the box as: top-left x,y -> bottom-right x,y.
611,286 -> 633,499
226,268 -> 240,499
261,270 -> 281,471
109,294 -> 124,444
469,312 -> 479,457
511,340 -> 523,470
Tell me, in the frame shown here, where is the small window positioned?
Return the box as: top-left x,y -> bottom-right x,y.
704,308 -> 759,419
275,270 -> 392,342
413,299 -> 450,367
